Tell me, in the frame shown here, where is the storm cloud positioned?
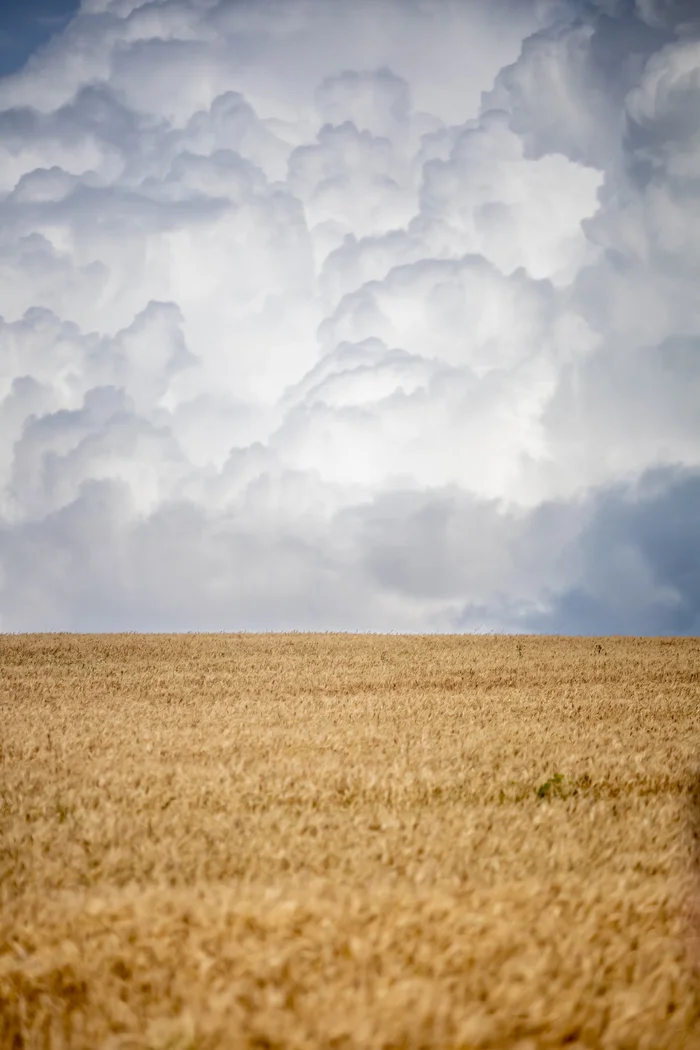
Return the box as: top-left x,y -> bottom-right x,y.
0,0 -> 698,632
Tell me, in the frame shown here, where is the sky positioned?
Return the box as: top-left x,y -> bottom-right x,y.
0,0 -> 698,633
0,0 -> 78,76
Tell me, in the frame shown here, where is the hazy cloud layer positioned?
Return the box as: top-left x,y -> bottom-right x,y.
0,0 -> 698,632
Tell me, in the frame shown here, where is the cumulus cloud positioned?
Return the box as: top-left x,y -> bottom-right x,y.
0,0 -> 698,632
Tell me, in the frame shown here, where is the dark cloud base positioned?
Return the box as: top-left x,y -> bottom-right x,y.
1,466 -> 697,634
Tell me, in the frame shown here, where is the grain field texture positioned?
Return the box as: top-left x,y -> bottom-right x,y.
1,634 -> 699,1050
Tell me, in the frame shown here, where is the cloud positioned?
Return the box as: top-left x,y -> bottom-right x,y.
520,466 -> 700,636
0,0 -> 698,632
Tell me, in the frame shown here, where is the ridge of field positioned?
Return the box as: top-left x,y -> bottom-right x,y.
1,633 -> 699,1049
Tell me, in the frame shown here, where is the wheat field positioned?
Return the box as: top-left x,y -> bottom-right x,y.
1,633 -> 699,1049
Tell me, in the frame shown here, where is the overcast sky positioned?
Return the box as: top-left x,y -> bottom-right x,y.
0,0 -> 698,633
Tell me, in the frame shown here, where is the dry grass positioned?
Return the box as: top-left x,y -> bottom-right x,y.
1,633 -> 699,1050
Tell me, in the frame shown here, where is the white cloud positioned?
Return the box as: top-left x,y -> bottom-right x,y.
0,0 -> 698,632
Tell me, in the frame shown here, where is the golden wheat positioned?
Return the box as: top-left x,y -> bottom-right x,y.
1,633 -> 699,1049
